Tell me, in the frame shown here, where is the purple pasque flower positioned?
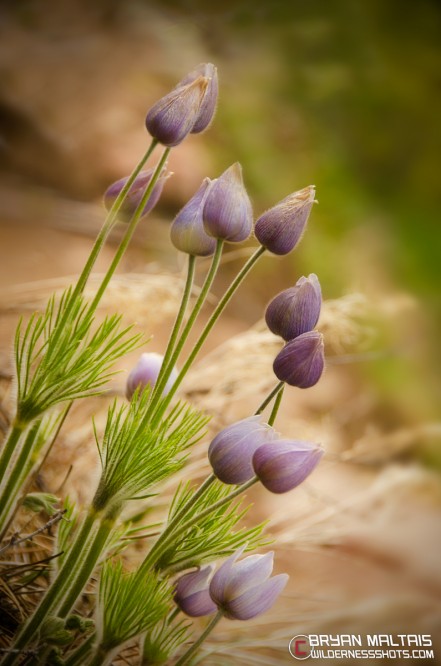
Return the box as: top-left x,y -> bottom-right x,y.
103,169 -> 168,222
126,353 -> 178,401
170,178 -> 217,256
146,75 -> 209,147
209,548 -> 288,621
177,63 -> 218,134
174,566 -> 217,617
265,274 -> 322,341
253,439 -> 323,494
203,163 -> 253,242
254,185 -> 316,255
273,331 -> 324,388
208,416 -> 276,485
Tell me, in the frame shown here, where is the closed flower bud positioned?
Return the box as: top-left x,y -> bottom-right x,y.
103,170 -> 168,222
253,439 -> 323,494
174,566 -> 217,617
126,353 -> 178,401
254,185 -> 316,255
265,274 -> 322,341
273,331 -> 324,388
178,63 -> 218,134
146,76 -> 208,147
209,548 -> 288,621
203,163 -> 253,242
170,178 -> 217,256
208,416 -> 276,485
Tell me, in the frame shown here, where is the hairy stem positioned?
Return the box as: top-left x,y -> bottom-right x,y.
87,146 -> 170,315
141,477 -> 257,573
139,474 -> 215,574
4,506 -> 116,663
174,611 -> 223,666
0,422 -> 40,538
152,245 -> 266,425
64,634 -> 95,666
255,381 -> 284,416
149,254 -> 196,406
268,383 -> 285,426
147,240 -> 224,419
0,405 -> 71,539
0,421 -> 25,486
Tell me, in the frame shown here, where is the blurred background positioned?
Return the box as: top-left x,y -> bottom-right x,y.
0,0 -> 440,662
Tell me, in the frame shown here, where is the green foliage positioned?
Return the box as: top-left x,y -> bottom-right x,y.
96,560 -> 171,652
14,288 -> 142,423
142,614 -> 192,666
54,497 -> 77,571
93,391 -> 209,511
158,481 -> 269,573
39,616 -> 73,646
22,492 -> 59,515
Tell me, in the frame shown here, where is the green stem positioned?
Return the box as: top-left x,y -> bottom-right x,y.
147,240 -> 224,419
140,475 -> 215,574
39,140 -> 158,360
64,634 -> 96,666
142,477 -> 257,573
0,422 -> 40,539
0,421 -> 25,486
152,245 -> 266,426
0,405 -> 71,540
174,611 -> 223,666
87,146 -> 170,315
57,514 -> 116,618
255,381 -> 284,416
268,384 -> 285,426
149,254 -> 196,406
73,141 -> 156,299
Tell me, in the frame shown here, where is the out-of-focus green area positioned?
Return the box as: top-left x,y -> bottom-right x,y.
0,0 -> 440,461
171,0 -> 441,459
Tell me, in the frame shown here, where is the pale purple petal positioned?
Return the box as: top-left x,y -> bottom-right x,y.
104,170 -> 167,220
203,163 -> 253,242
126,353 -> 178,400
224,574 -> 288,620
177,589 -> 217,617
208,416 -> 276,484
223,552 -> 274,599
273,331 -> 324,388
170,178 -> 216,256
265,274 -> 322,341
178,63 -> 218,134
174,566 -> 217,617
209,547 -> 245,605
253,440 -> 324,494
174,566 -> 213,597
146,76 -> 208,147
255,186 -> 315,255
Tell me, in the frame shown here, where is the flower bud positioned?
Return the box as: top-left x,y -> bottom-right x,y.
146,76 -> 209,147
273,331 -> 324,388
170,178 -> 217,256
209,548 -> 288,621
208,416 -> 276,485
253,439 -> 323,494
178,63 -> 218,134
174,566 -> 217,617
254,185 -> 316,255
265,274 -> 322,341
103,170 -> 168,222
203,163 -> 253,242
126,353 -> 178,401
